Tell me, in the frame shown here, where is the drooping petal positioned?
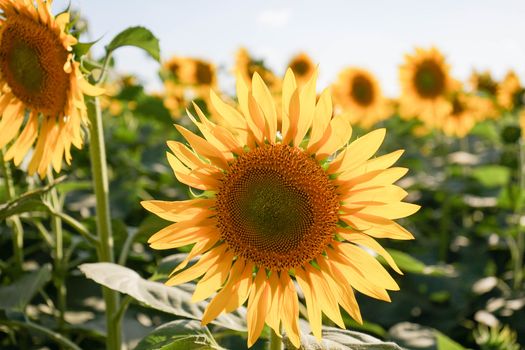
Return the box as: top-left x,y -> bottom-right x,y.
252,72 -> 277,143
141,198 -> 214,222
247,269 -> 271,347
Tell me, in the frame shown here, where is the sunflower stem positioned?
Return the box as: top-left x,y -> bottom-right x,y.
87,96 -> 121,350
513,139 -> 525,290
1,149 -> 24,275
47,170 -> 66,329
268,328 -> 283,350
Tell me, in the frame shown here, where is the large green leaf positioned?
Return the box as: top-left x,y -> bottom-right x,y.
78,262 -> 246,332
389,322 -> 467,350
471,165 -> 510,187
106,26 -> 160,61
134,320 -> 224,350
386,250 -> 454,277
0,264 -> 52,311
0,176 -> 65,220
285,325 -> 403,350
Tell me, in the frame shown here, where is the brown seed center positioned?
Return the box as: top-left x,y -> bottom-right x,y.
351,74 -> 375,107
0,14 -> 69,116
413,59 -> 446,99
215,144 -> 340,271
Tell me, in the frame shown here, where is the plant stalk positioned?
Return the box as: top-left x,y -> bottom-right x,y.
1,149 -> 24,274
268,328 -> 283,350
87,96 -> 121,350
514,139 -> 525,289
48,170 -> 66,329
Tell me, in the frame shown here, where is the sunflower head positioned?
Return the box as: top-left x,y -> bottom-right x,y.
399,47 -> 452,125
469,70 -> 498,96
287,52 -> 315,85
234,47 -> 281,92
440,90 -> 478,137
497,70 -> 523,110
190,58 -> 216,87
332,67 -> 390,128
143,68 -> 418,348
163,56 -> 187,82
0,0 -> 102,178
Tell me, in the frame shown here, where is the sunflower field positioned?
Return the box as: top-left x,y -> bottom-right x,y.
0,1 -> 524,350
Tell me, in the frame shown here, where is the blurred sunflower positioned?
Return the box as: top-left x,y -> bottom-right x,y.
469,70 -> 498,96
440,91 -> 480,137
163,56 -> 190,83
234,47 -> 281,91
187,58 -> 216,88
287,52 -> 315,85
143,69 -> 418,347
332,68 -> 390,128
0,0 -> 102,177
497,71 -> 523,110
163,80 -> 186,119
399,47 -> 453,126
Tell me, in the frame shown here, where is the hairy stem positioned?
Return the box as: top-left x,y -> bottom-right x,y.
1,149 -> 24,274
88,96 -> 121,350
48,170 -> 66,329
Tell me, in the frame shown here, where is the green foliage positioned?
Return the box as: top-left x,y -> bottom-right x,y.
106,26 -> 160,61
0,265 -> 51,311
135,320 -> 224,350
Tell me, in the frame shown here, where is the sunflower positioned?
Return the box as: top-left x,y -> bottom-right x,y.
163,80 -> 186,119
497,71 -> 523,111
163,56 -> 217,88
332,68 -> 391,128
469,70 -> 498,96
187,58 -> 216,88
440,90 -> 482,137
399,47 -> 453,127
287,52 -> 315,85
143,69 -> 418,347
234,47 -> 281,92
0,0 -> 102,178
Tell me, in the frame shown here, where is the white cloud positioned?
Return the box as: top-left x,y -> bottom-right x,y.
257,9 -> 291,28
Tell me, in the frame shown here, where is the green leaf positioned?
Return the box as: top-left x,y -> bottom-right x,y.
0,264 -> 52,311
73,40 -> 98,58
0,175 -> 66,220
78,262 -> 246,332
134,320 -> 224,350
386,250 -> 454,277
287,326 -> 403,350
106,26 -> 160,61
56,180 -> 92,194
471,165 -> 511,187
435,331 -> 466,350
389,322 -> 468,350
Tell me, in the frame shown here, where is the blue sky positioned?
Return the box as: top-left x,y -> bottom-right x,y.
56,0 -> 524,96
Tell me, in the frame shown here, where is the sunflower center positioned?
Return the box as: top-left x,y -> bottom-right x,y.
414,59 -> 445,98
0,14 -> 69,116
290,59 -> 310,76
451,96 -> 465,117
351,74 -> 375,106
215,144 -> 339,271
195,61 -> 213,85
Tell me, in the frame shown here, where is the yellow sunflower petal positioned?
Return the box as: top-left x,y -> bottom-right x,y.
328,128 -> 386,175
192,250 -> 235,302
293,69 -> 318,146
307,88 -> 334,151
166,245 -> 228,286
338,230 -> 402,274
252,72 -> 277,143
141,199 -> 214,222
295,267 -> 323,339
247,269 -> 271,347
280,272 -> 301,348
